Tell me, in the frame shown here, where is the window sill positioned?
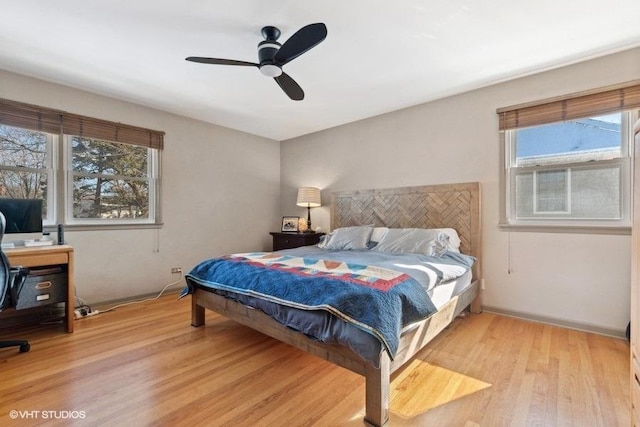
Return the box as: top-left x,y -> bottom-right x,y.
44,223 -> 163,233
498,223 -> 631,235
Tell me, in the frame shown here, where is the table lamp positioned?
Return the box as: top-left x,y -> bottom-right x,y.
296,187 -> 321,233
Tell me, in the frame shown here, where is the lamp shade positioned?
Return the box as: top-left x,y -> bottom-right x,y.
296,187 -> 321,208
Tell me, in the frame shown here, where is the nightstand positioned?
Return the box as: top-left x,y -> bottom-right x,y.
270,232 -> 324,251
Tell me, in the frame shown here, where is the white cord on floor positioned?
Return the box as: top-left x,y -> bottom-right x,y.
98,272 -> 185,314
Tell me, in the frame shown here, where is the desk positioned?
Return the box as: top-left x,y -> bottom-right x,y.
6,245 -> 74,333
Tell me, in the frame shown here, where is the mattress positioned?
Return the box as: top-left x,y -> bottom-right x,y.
428,269 -> 473,309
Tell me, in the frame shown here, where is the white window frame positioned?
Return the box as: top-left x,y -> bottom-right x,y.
500,110 -> 637,233
0,130 -> 161,229
0,128 -> 57,227
63,135 -> 159,226
45,133 -> 58,227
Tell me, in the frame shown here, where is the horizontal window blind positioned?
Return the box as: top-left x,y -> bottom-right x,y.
0,99 -> 63,134
0,98 -> 164,149
63,114 -> 163,149
498,81 -> 640,130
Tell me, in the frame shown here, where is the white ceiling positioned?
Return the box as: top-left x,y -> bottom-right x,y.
1,1 -> 639,141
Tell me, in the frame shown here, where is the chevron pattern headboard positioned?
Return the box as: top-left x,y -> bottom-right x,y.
331,182 -> 481,277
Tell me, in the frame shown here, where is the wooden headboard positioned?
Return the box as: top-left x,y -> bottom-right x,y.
331,182 -> 481,278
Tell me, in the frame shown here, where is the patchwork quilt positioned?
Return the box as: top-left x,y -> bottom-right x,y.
184,252 -> 437,358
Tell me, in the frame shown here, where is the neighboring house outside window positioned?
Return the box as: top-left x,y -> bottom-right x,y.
0,99 -> 163,228
510,115 -> 626,221
499,83 -> 640,232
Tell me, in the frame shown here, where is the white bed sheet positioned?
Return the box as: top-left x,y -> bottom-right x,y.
428,269 -> 473,309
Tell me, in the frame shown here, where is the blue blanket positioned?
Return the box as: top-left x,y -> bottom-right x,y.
184,252 -> 437,358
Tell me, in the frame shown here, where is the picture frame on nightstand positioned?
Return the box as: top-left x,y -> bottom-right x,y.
281,216 -> 299,232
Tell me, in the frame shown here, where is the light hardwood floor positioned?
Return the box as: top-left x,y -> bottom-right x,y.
0,294 -> 630,426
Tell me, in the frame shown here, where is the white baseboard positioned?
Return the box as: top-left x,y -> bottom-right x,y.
482,305 -> 627,340
92,288 -> 182,311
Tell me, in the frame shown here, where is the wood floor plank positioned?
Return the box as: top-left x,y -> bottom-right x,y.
0,294 -> 629,426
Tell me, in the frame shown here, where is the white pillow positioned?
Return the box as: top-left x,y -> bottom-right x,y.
433,228 -> 461,252
317,225 -> 374,250
370,227 -> 389,243
371,228 -> 450,256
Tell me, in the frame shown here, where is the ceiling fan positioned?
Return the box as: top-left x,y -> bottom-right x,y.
186,23 -> 327,101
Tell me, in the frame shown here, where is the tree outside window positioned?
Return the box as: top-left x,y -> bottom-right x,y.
0,124 -> 52,221
70,137 -> 151,220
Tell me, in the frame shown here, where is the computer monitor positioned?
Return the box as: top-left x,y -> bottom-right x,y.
0,198 -> 43,234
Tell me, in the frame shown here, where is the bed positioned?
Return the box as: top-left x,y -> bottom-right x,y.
185,182 -> 482,426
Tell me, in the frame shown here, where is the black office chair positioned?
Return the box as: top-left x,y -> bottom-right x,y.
0,212 -> 30,353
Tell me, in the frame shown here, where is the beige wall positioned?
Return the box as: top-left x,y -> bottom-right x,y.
3,47 -> 637,334
0,70 -> 281,303
281,47 -> 640,336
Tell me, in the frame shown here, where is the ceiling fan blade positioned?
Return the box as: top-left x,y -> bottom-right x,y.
274,72 -> 304,101
185,57 -> 258,67
273,23 -> 327,66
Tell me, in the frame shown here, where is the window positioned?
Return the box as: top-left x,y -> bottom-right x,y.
509,113 -> 628,222
67,136 -> 157,224
499,83 -> 640,231
0,124 -> 56,225
0,99 -> 163,228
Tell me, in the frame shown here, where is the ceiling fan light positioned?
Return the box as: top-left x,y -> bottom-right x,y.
260,64 -> 282,77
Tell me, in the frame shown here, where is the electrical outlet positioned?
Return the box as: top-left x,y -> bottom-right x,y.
171,267 -> 183,274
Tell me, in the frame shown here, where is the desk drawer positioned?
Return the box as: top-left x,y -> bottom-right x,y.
10,252 -> 68,268
15,267 -> 67,310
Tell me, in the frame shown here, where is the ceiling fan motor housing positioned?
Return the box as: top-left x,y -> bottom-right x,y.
258,40 -> 282,77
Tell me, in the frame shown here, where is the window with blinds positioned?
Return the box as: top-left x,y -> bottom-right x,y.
0,99 -> 164,227
498,81 -> 640,231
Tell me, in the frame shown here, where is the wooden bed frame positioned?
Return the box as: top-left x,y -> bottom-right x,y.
191,182 -> 482,426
